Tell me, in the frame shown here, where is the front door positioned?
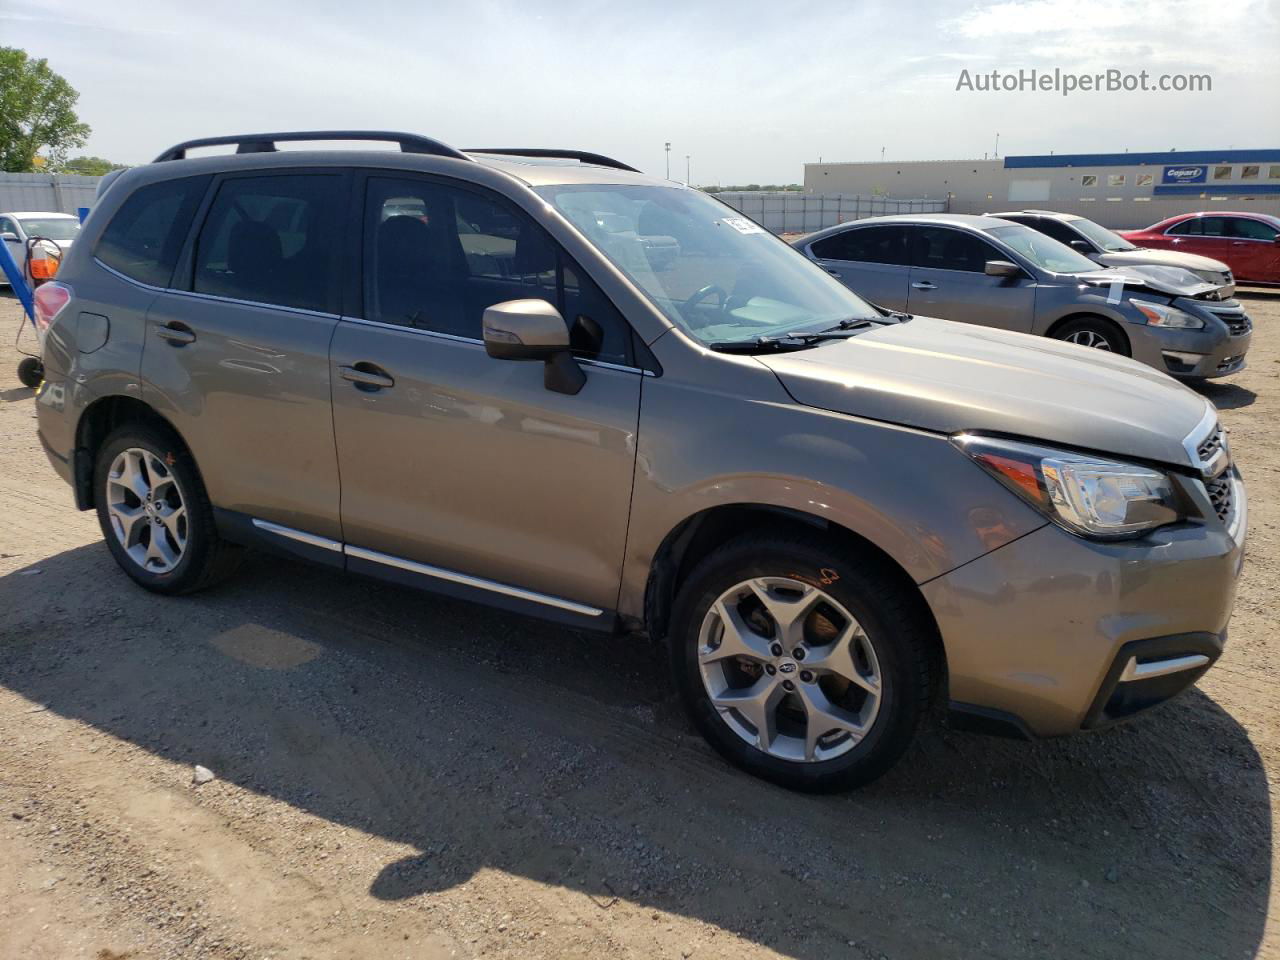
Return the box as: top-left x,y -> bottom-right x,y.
904,225 -> 1036,332
329,173 -> 642,614
142,171 -> 347,541
807,224 -> 911,311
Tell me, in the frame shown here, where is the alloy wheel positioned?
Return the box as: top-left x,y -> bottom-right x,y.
1064,329 -> 1112,350
105,447 -> 188,574
697,577 -> 882,762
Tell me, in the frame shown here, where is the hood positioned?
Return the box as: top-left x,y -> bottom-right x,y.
758,316 -> 1210,468
1095,248 -> 1233,291
1068,264 -> 1219,300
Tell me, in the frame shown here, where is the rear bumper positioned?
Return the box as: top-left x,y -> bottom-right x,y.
923,510 -> 1245,737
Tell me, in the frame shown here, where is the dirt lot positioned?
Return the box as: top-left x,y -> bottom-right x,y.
1,290 -> 1278,960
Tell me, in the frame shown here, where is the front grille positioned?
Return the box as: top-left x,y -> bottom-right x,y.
1197,427 -> 1225,464
1214,311 -> 1252,336
1205,474 -> 1233,524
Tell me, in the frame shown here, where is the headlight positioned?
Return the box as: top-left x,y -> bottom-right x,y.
1130,299 -> 1204,329
952,435 -> 1183,539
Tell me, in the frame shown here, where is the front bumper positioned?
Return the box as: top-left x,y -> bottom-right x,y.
923,476 -> 1246,737
1129,299 -> 1254,379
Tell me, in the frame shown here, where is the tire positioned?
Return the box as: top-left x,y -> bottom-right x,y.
669,532 -> 933,792
93,422 -> 242,594
1052,316 -> 1130,356
16,357 -> 43,390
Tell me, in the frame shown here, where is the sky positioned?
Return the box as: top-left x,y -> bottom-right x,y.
3,0 -> 1279,184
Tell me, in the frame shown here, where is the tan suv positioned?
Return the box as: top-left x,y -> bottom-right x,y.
33,132 -> 1246,791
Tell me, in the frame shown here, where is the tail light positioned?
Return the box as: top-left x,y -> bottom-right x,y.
33,281 -> 73,342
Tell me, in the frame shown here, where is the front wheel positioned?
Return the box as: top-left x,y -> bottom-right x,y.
1052,316 -> 1130,355
93,422 -> 241,594
669,533 -> 934,792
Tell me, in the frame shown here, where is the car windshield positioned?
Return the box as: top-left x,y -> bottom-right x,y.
532,183 -> 880,345
986,223 -> 1099,274
17,217 -> 80,242
1065,216 -> 1137,252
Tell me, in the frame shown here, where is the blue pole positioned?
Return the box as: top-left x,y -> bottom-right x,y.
0,239 -> 35,324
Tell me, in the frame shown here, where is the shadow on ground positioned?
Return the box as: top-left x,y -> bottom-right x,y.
0,543 -> 1270,959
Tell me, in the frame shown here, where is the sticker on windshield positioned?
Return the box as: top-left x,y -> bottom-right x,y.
721,217 -> 766,235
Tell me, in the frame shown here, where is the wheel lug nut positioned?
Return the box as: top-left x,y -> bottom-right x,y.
793,647 -> 806,661
770,643 -> 783,657
782,679 -> 795,691
765,664 -> 776,676
800,670 -> 813,683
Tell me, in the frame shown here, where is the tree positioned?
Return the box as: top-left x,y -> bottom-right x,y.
0,47 -> 91,173
61,156 -> 126,176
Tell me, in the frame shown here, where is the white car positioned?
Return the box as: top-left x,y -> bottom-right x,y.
0,211 -> 81,286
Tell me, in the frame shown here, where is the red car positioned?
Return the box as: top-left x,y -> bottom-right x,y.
1121,212 -> 1280,286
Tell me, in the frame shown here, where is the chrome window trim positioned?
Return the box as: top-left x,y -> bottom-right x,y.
96,256 -> 342,319
344,544 -> 603,616
251,518 -> 342,552
172,286 -> 341,319
94,257 -> 169,293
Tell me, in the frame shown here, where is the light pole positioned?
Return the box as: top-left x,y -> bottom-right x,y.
685,154 -> 691,185
665,142 -> 671,179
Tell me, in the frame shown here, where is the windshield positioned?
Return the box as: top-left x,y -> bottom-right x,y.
986,223 -> 1099,274
1066,216 -> 1137,252
17,217 -> 80,242
532,183 -> 880,344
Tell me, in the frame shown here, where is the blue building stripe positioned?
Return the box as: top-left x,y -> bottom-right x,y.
1152,183 -> 1280,195
1005,150 -> 1280,168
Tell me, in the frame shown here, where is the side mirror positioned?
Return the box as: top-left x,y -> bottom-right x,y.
483,299 -> 586,395
984,259 -> 1022,278
1,232 -> 18,242
1069,239 -> 1093,253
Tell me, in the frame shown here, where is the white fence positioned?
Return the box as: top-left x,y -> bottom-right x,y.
0,172 -> 102,215
714,192 -> 947,235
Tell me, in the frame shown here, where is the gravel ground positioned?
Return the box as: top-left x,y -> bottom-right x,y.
1,289 -> 1278,960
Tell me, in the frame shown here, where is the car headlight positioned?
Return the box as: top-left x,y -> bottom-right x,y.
952,434 -> 1183,539
1130,299 -> 1204,329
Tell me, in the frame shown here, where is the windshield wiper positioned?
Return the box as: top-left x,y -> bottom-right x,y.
708,329 -> 870,353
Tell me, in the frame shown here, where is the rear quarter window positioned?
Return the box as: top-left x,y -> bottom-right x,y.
95,176 -> 210,287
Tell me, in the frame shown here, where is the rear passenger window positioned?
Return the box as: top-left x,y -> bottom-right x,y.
193,175 -> 342,313
1229,218 -> 1278,241
364,176 -> 632,364
810,225 -> 908,265
96,176 -> 209,287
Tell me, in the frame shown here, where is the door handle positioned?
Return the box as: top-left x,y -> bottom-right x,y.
155,323 -> 196,346
911,281 -> 937,290
339,363 -> 395,390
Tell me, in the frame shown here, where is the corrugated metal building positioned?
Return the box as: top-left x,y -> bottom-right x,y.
803,150 -> 1280,228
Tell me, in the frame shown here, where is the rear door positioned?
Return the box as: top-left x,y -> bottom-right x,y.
1224,216 -> 1280,282
141,170 -> 347,543
328,172 -> 642,615
806,224 -> 911,310
904,225 -> 1036,332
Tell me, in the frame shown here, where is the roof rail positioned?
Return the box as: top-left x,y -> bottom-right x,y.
464,148 -> 640,173
154,131 -> 471,163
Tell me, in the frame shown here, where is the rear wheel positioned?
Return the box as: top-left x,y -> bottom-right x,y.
1053,316 -> 1129,355
93,423 -> 241,594
669,532 -> 933,791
